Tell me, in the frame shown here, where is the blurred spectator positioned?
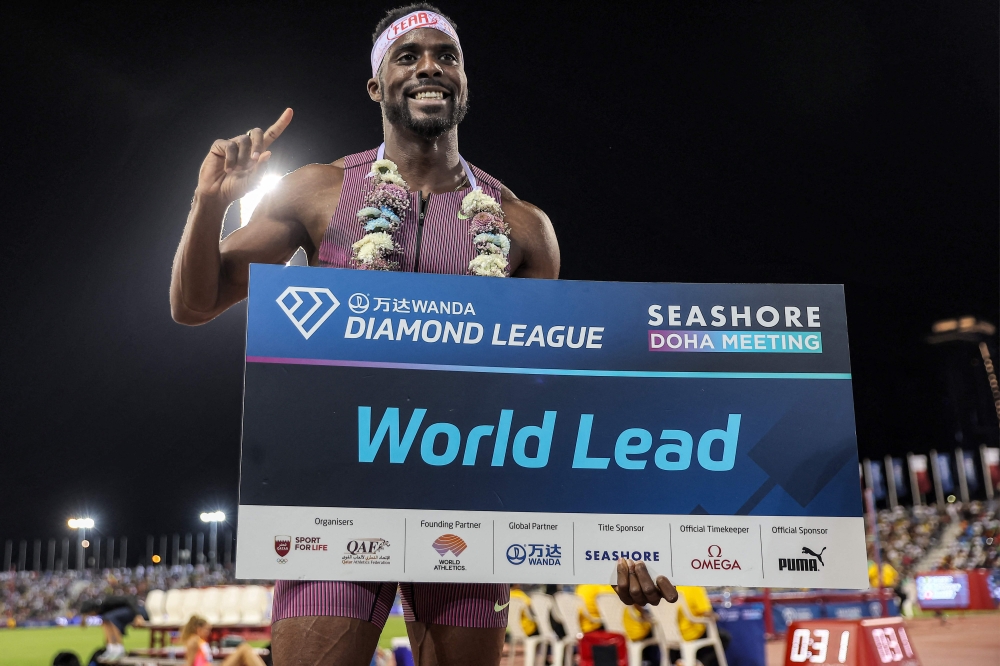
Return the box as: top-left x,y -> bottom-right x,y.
79,595 -> 148,661
509,585 -> 536,636
669,586 -> 730,666
873,505 -> 950,578
575,584 -> 612,632
0,564 -> 255,626
52,653 -> 81,666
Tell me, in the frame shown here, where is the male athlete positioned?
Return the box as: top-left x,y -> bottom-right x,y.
170,4 -> 675,664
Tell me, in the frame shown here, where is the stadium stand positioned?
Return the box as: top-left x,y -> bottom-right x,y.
0,564 -> 269,627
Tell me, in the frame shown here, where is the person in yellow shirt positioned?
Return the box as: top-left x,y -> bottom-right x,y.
574,584 -> 610,633
574,584 -> 652,641
868,560 -> 899,588
509,586 -> 537,636
668,586 -> 730,666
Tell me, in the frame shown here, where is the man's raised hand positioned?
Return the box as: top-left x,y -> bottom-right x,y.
613,558 -> 679,606
195,108 -> 294,204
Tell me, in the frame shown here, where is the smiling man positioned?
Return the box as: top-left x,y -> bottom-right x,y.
170,4 -> 559,665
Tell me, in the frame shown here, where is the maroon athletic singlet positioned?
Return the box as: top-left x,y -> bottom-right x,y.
272,146 -> 510,630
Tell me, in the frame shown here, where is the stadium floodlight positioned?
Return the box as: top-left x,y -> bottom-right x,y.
200,511 -> 225,522
67,518 -> 94,529
240,174 -> 283,228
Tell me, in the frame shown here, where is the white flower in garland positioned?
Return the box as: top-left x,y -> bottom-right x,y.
468,254 -> 508,278
368,159 -> 408,188
352,231 -> 395,264
458,187 -> 503,219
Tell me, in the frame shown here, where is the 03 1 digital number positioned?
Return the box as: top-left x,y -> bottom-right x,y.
789,628 -> 851,663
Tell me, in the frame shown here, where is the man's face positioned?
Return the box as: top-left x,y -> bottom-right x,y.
371,28 -> 469,139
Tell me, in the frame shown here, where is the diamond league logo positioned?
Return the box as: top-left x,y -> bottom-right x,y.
276,287 -> 340,339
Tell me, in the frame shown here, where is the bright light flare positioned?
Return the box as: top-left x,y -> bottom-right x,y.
200,511 -> 226,522
240,174 -> 283,227
151,555 -> 162,563
68,518 -> 94,529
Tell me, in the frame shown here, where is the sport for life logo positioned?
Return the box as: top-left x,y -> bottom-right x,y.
275,535 -> 290,564
277,287 -> 340,339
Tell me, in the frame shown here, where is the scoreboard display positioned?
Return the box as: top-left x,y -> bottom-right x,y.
784,618 -> 921,666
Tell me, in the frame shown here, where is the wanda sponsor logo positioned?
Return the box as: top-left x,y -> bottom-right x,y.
690,544 -> 742,571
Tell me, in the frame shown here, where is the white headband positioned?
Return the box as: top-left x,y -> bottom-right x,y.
371,10 -> 462,77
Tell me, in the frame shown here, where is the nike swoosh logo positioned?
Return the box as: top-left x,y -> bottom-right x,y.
494,601 -> 510,612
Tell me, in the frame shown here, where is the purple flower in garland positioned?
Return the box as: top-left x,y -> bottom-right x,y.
469,212 -> 509,237
366,182 -> 410,214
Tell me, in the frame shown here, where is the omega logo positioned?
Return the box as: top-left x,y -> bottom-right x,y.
691,544 -> 742,571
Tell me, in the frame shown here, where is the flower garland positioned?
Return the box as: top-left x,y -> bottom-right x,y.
460,188 -> 511,277
352,159 -> 510,277
351,159 -> 410,270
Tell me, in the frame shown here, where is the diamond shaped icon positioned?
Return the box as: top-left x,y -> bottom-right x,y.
276,287 -> 340,339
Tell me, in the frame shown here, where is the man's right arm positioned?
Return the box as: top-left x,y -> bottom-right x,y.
170,109 -> 340,325
169,166 -> 328,325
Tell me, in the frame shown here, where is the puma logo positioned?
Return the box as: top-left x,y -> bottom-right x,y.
802,546 -> 826,566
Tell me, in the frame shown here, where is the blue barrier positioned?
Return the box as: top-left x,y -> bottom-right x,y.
716,603 -> 766,666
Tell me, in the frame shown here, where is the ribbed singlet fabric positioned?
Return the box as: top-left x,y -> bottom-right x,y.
317,148 -> 503,273
272,148 -> 512,629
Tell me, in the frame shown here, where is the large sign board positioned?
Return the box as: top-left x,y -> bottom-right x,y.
236,265 -> 867,587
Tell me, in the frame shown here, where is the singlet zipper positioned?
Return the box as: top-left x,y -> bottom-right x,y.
413,193 -> 429,272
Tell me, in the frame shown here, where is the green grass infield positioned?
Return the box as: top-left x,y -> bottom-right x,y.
0,618 -> 408,666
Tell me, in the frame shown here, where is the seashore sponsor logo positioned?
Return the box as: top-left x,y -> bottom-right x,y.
584,549 -> 661,562
506,543 -> 562,566
647,304 -> 823,354
432,534 -> 467,571
274,535 -> 291,563
343,538 -> 391,565
690,545 -> 741,571
778,546 -> 827,572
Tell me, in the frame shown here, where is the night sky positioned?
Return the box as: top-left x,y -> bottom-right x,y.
1,2 -> 996,555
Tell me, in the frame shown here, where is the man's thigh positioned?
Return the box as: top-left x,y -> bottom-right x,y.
271,616 -> 382,666
406,622 -> 505,666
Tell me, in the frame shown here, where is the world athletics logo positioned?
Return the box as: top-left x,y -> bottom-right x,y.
432,534 -> 467,557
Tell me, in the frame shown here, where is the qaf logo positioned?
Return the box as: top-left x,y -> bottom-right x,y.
277,287 -> 340,339
275,535 -> 291,563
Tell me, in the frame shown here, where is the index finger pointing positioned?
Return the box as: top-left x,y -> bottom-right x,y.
262,108 -> 294,149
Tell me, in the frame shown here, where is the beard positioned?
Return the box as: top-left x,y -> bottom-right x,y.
382,80 -> 469,139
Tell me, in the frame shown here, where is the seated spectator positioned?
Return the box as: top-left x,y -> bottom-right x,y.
669,586 -> 730,666
509,585 -> 536,636
575,583 -> 653,642
182,615 -> 266,666
574,584 -> 612,632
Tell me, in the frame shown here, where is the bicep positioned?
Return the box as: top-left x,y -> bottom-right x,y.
215,198 -> 309,302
